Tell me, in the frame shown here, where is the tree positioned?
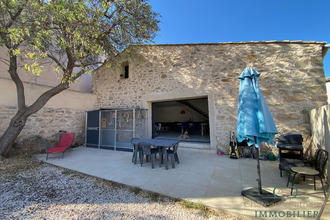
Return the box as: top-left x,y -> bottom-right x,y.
0,0 -> 160,157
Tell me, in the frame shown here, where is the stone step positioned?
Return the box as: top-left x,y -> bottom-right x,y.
178,142 -> 213,153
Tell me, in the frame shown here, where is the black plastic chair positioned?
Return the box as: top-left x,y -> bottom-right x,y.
287,149 -> 328,197
139,142 -> 159,169
162,141 -> 180,170
131,138 -> 140,164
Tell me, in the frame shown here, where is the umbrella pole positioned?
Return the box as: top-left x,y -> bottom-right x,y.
241,144 -> 281,206
256,145 -> 262,194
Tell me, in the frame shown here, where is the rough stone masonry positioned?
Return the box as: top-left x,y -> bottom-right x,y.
93,41 -> 328,153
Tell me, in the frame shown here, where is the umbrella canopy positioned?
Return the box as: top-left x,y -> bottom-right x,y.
237,67 -> 281,200
236,67 -> 278,147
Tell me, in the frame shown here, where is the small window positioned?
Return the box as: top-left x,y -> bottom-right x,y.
120,61 -> 129,79
124,65 -> 129,79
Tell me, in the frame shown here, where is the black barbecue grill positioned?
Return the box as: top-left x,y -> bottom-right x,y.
277,132 -> 304,177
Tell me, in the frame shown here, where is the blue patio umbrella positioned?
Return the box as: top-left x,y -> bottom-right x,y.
237,67 -> 279,202
237,67 -> 278,147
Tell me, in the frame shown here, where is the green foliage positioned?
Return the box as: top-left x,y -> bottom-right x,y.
149,192 -> 160,202
178,200 -> 218,217
130,186 -> 142,195
0,0 -> 160,83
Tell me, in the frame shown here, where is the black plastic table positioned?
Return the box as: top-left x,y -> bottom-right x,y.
132,139 -> 179,169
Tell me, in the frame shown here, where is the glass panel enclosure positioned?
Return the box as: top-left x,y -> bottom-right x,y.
100,110 -> 116,150
87,109 -> 148,151
135,109 -> 148,139
116,110 -> 134,151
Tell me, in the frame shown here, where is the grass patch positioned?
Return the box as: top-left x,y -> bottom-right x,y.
149,192 -> 160,202
61,169 -> 74,176
100,179 -> 115,188
178,199 -> 218,217
131,186 -> 142,195
61,169 -> 90,180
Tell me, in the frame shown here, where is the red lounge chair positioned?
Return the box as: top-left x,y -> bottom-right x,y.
46,133 -> 75,160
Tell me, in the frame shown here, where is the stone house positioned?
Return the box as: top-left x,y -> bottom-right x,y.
1,41 -> 328,154
93,41 -> 328,153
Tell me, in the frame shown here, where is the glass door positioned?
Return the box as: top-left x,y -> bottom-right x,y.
135,109 -> 148,139
116,109 -> 134,151
86,110 -> 100,149
100,110 -> 116,150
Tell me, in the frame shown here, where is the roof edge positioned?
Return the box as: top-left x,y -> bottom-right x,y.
94,40 -> 327,72
323,44 -> 330,59
142,40 -> 327,47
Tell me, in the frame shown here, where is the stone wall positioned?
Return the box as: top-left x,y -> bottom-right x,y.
93,41 -> 328,152
310,104 -> 330,182
0,105 -> 86,144
0,77 -> 97,146
310,104 -> 330,153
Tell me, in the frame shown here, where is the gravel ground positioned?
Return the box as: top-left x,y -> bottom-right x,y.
0,157 -> 244,220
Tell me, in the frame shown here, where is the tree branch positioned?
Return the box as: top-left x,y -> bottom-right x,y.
104,3 -> 120,21
25,82 -> 69,116
46,53 -> 66,73
103,4 -> 124,35
8,50 -> 26,111
72,69 -> 85,81
74,61 -> 103,68
6,6 -> 25,29
65,47 -> 75,74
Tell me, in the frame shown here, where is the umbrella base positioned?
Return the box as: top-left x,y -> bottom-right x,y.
241,187 -> 281,207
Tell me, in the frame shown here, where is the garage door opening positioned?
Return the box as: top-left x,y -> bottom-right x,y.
152,97 -> 210,143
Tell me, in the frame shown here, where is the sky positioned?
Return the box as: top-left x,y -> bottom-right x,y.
149,0 -> 330,77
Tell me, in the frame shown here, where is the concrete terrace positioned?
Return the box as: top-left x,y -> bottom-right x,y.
35,146 -> 328,219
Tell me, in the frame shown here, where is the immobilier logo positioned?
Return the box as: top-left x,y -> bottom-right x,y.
244,186 -> 322,218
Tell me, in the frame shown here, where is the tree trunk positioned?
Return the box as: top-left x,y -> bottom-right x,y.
0,49 -> 28,157
0,110 -> 28,157
0,82 -> 69,158
0,47 -> 70,157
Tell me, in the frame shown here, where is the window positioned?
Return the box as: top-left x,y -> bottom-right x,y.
124,65 -> 129,79
120,61 -> 129,79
